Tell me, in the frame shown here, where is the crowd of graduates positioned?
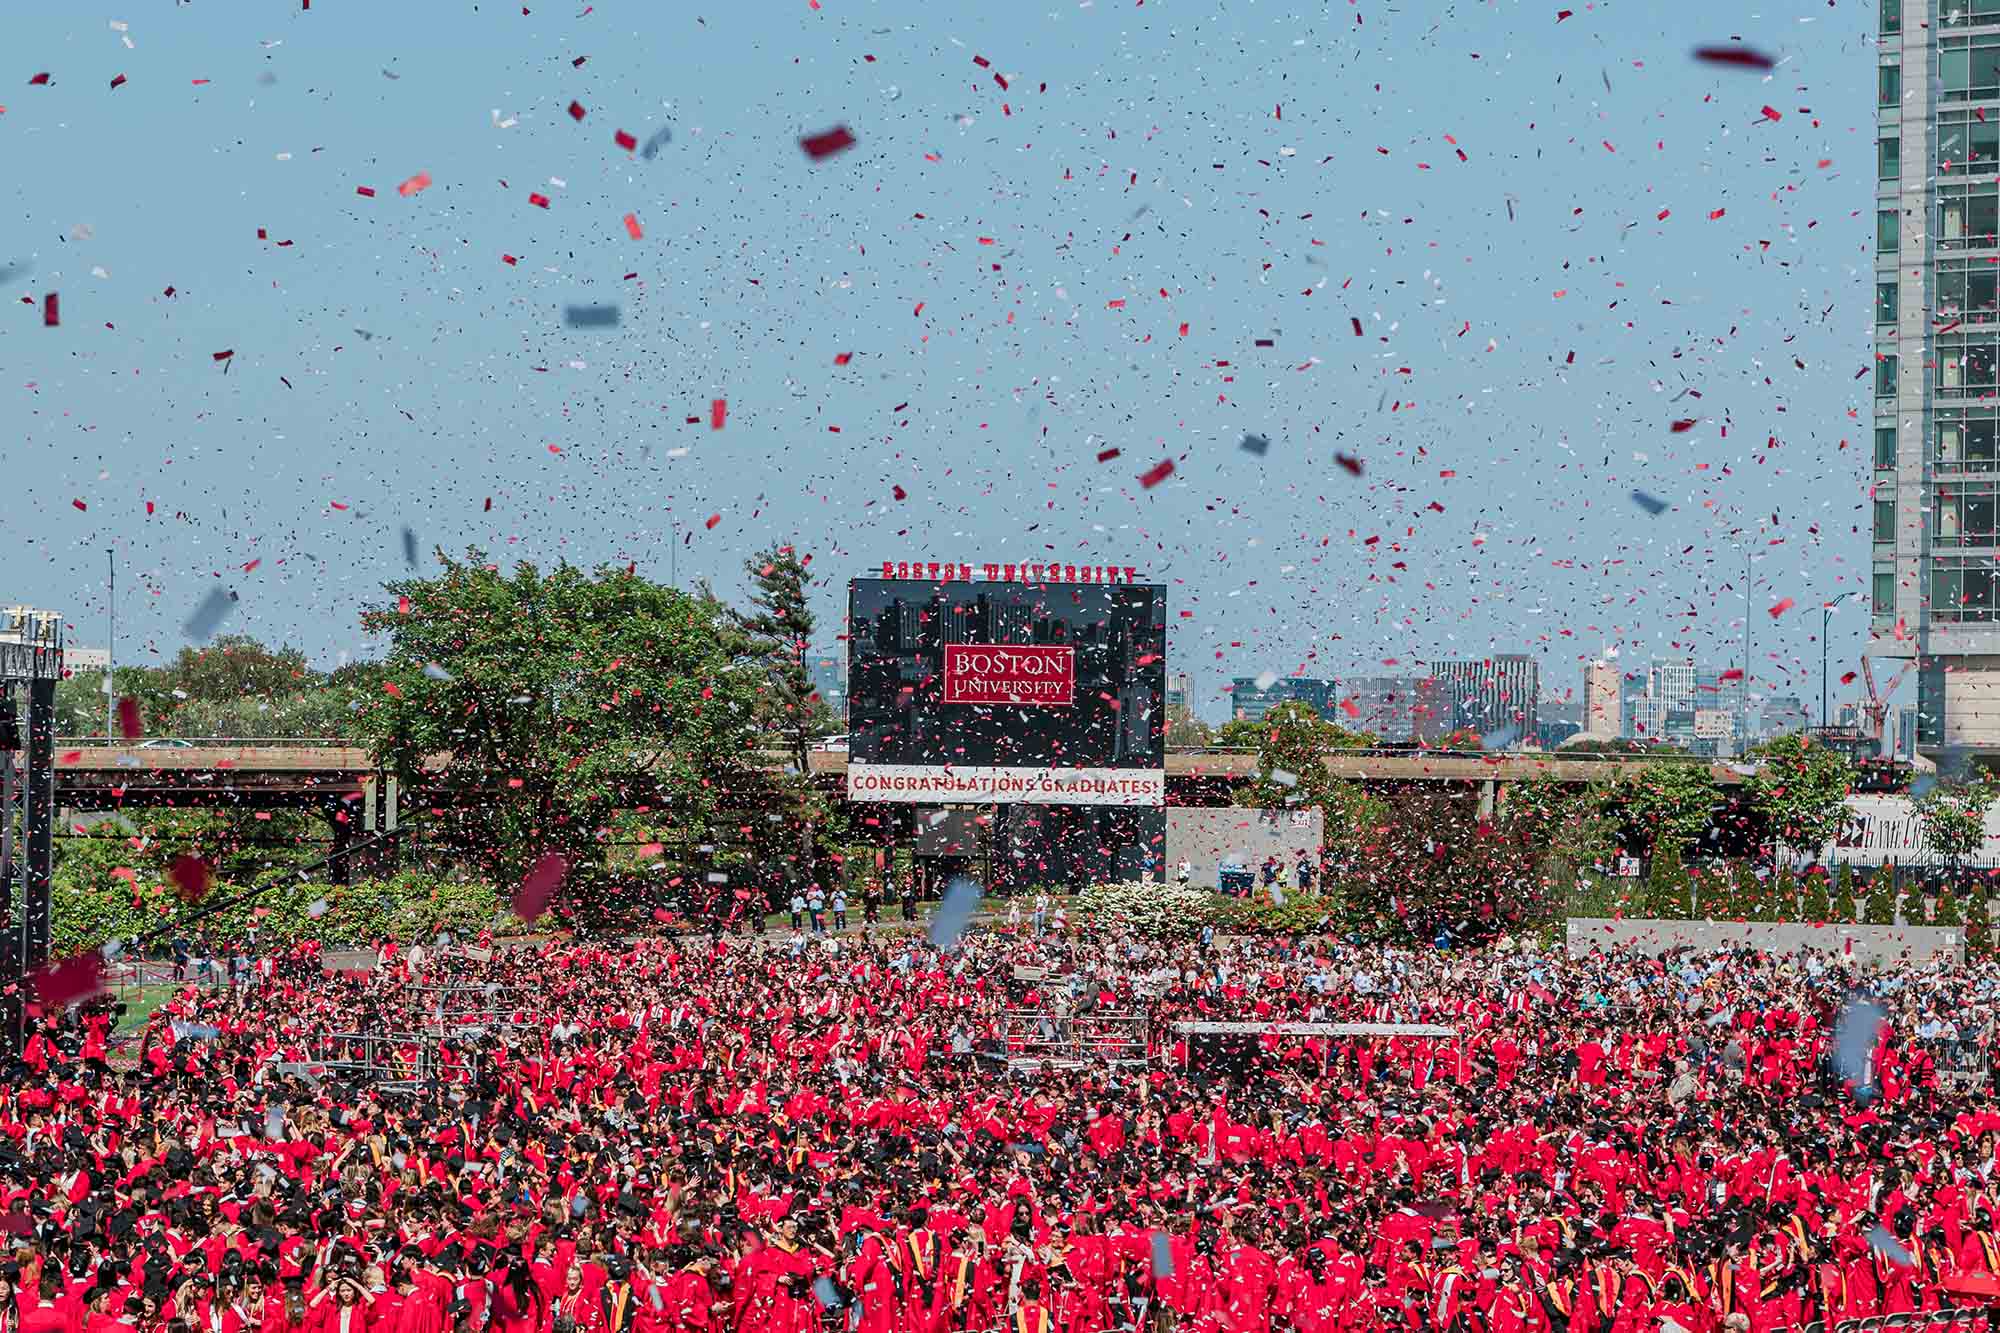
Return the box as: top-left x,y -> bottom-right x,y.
5,922 -> 2000,1333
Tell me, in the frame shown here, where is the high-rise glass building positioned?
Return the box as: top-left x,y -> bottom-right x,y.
1881,2 -> 2000,751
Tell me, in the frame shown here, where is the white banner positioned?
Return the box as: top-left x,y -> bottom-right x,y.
848,763 -> 1165,806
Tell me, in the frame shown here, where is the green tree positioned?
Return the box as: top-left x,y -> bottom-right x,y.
734,546 -> 831,775
734,545 -> 834,875
351,552 -> 768,919
1966,886 -> 1992,958
1798,866 -> 1834,921
1832,863 -> 1859,921
1916,778 -> 1999,871
1167,715 -> 1215,748
1937,883 -> 1964,926
1863,870 -> 1897,924
1743,735 -> 1855,863
1609,763 -> 1717,867
164,635 -> 314,703
1644,842 -> 1690,919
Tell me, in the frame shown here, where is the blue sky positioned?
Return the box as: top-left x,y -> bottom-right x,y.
2,1 -> 1880,722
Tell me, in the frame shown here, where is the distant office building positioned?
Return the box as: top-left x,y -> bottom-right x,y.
1760,695 -> 1810,739
1429,655 -> 1539,746
1230,676 -> 1338,722
806,654 -> 847,722
1166,672 -> 1194,718
1343,675 -> 1446,744
1895,705 -> 1919,761
1622,658 -> 1723,746
1583,660 -> 1621,738
1537,698 -> 1583,749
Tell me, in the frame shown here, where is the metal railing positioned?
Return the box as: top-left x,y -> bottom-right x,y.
1001,1010 -> 1149,1070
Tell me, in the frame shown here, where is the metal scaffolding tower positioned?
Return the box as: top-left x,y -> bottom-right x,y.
0,608 -> 62,1052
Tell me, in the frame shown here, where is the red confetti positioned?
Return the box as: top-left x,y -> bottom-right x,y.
710,398 -> 727,429
513,853 -> 567,925
383,682 -> 403,698
892,485 -> 908,501
705,513 -> 722,529
1336,454 -> 1364,476
1768,597 -> 1795,619
167,855 -> 212,904
502,254 -> 519,265
116,696 -> 142,741
1693,45 -> 1777,70
355,185 -> 376,197
397,171 -> 433,196
28,73 -> 50,86
71,499 -> 86,512
615,129 -> 637,151
1669,419 -> 1697,433
834,351 -> 853,365
623,212 -> 643,240
529,192 -> 551,208
1340,698 -> 1362,719
1708,208 -> 1726,220
1840,671 -> 1858,686
1556,8 -> 1572,18
42,293 -> 57,326
109,74 -> 126,90
800,125 -> 857,160
1351,317 -> 1364,336
568,101 -> 586,121
1137,459 -> 1175,489
1178,322 -> 1189,336
1760,105 -> 1782,122
59,751 -> 81,765
30,954 -> 104,1008
1097,448 -> 1122,462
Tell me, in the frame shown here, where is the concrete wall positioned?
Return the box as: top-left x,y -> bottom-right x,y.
1566,918 -> 1963,964
1166,808 -> 1323,887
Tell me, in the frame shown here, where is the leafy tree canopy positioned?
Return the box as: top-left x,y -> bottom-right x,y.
1742,733 -> 1856,855
350,551 -> 770,915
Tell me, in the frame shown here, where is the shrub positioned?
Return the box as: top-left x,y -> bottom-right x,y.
53,869 -> 518,960
1076,882 -> 1212,937
1644,844 -> 1690,920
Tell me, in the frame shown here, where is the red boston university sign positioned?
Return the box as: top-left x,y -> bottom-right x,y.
943,644 -> 1075,707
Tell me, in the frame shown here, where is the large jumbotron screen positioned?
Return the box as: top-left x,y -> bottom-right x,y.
846,569 -> 1167,805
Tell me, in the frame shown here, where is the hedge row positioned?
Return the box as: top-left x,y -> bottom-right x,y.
1076,881 -> 1333,937
52,872 -> 524,960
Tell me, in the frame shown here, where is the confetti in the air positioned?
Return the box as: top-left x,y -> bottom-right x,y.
184,588 -> 236,643
928,877 -> 981,951
514,852 -> 568,924
800,126 -> 857,160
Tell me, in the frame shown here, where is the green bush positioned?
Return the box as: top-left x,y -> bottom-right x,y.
1833,864 -> 1859,922
1644,845 -> 1690,919
1863,872 -> 1897,925
53,869 -> 517,960
1937,884 -> 1964,927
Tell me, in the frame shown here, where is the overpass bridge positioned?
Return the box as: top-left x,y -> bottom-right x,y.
50,739 -> 1737,884
53,739 -> 1734,809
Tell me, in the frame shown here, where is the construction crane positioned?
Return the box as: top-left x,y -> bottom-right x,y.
1859,657 -> 1915,753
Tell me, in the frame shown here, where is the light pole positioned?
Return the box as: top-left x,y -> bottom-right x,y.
1821,590 -> 1856,727
105,549 -> 115,739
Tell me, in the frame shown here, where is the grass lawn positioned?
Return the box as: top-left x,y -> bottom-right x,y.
111,983 -> 181,1038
